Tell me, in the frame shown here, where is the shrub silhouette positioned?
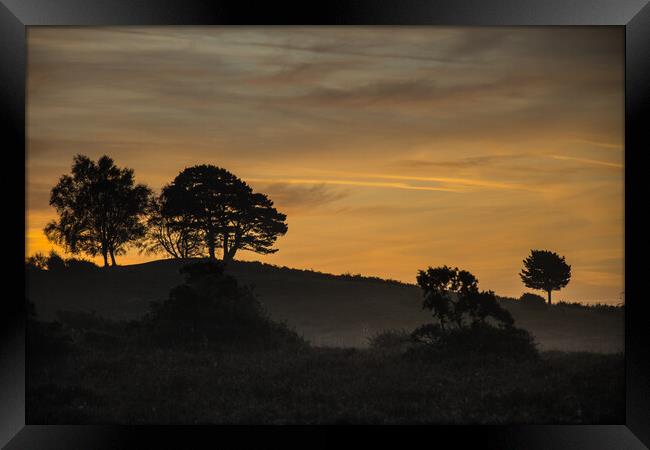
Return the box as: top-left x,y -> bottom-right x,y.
144,260 -> 305,350
410,323 -> 444,345
368,329 -> 412,350
556,301 -> 623,314
519,292 -> 547,310
63,257 -> 98,272
25,253 -> 48,271
413,265 -> 536,360
409,322 -> 538,361
45,251 -> 67,272
416,265 -> 513,330
25,251 -> 99,273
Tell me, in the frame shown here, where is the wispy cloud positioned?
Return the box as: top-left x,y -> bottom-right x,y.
550,155 -> 623,169
250,182 -> 350,213
564,138 -> 622,150
290,169 -> 542,192
395,154 -> 529,170
247,178 -> 464,193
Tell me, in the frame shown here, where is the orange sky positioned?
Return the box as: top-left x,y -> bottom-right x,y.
26,27 -> 624,303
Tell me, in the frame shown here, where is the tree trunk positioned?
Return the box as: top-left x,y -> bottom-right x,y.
223,247 -> 237,264
547,289 -> 552,305
223,233 -> 240,264
206,229 -> 216,259
109,249 -> 117,266
102,250 -> 109,268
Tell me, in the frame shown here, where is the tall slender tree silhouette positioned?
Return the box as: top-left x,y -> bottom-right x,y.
162,165 -> 287,263
519,250 -> 571,305
44,154 -> 151,267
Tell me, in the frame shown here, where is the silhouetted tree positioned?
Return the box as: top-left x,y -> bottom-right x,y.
519,292 -> 547,309
139,194 -> 204,259
416,265 -> 513,330
162,165 -> 287,263
519,250 -> 571,305
44,154 -> 151,267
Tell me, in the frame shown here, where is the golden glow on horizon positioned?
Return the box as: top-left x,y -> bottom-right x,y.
26,27 -> 624,303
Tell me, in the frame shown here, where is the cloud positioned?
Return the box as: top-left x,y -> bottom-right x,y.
395,154 -> 528,169
549,155 -> 623,169
284,169 -> 543,192
282,75 -> 546,110
247,178 -> 464,193
243,60 -> 361,87
251,182 -> 350,213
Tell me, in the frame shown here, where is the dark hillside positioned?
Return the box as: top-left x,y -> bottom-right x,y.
26,259 -> 623,352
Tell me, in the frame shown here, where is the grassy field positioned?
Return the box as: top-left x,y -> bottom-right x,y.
27,259 -> 624,352
27,336 -> 623,425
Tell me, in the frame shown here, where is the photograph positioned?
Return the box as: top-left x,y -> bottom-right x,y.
24,26 -> 625,425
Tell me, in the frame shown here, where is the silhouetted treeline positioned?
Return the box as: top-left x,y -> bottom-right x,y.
25,250 -> 98,273
43,155 -> 288,267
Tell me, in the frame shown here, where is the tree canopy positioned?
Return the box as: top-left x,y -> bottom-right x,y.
44,154 -> 151,267
416,265 -> 514,331
138,193 -> 203,259
519,249 -> 571,304
161,165 -> 287,262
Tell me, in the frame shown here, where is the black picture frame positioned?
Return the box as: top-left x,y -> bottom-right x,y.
3,1 -> 648,448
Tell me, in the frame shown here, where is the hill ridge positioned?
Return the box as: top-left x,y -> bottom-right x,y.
27,258 -> 623,352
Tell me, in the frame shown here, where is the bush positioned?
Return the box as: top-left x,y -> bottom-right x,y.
143,261 -> 306,351
64,257 -> 99,272
25,253 -> 48,271
416,266 -> 514,330
368,329 -> 412,350
25,252 -> 99,273
519,292 -> 547,310
46,251 -> 67,272
555,301 -> 623,314
410,323 -> 443,345
410,322 -> 538,361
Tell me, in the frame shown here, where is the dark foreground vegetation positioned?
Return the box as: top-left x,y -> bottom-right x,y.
27,261 -> 623,424
27,327 -> 624,424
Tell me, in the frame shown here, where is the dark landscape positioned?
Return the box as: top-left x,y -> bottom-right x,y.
26,259 -> 624,424
27,258 -> 624,352
25,27 -> 625,425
